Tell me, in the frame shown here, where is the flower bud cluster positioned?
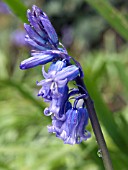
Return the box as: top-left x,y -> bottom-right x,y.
20,5 -> 91,144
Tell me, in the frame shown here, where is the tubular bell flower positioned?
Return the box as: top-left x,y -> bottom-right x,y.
20,5 -> 91,145
37,60 -> 80,120
44,85 -> 69,120
48,107 -> 91,145
37,60 -> 79,98
20,50 -> 69,69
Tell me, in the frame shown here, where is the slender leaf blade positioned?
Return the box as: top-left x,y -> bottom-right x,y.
85,0 -> 128,41
84,74 -> 128,155
3,0 -> 27,22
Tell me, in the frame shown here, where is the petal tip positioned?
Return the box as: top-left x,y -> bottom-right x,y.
32,5 -> 37,10
19,63 -> 25,70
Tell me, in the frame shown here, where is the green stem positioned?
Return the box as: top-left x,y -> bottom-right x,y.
76,76 -> 113,170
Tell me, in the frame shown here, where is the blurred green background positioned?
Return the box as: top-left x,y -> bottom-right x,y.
0,0 -> 128,169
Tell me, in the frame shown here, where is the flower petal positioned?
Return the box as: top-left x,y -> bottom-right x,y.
36,79 -> 48,86
55,65 -> 79,82
42,66 -> 49,79
25,35 -> 47,51
20,50 -> 65,69
49,107 -> 91,145
47,116 -> 64,133
48,60 -> 67,72
27,9 -> 48,39
39,16 -> 59,47
57,79 -> 67,87
20,54 -> 52,70
24,23 -> 51,49
30,5 -> 58,47
44,107 -> 53,116
32,5 -> 48,19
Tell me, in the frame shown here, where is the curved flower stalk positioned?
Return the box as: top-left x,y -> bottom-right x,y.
20,5 -> 113,170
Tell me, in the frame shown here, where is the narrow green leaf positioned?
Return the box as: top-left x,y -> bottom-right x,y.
0,79 -> 44,111
85,0 -> 128,41
114,61 -> 128,95
84,74 -> 128,155
3,0 -> 28,22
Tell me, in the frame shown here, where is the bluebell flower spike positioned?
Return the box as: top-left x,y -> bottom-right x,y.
20,5 -> 113,170
20,5 -> 90,144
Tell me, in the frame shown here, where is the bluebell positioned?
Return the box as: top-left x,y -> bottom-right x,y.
48,107 -> 91,145
20,5 -> 90,145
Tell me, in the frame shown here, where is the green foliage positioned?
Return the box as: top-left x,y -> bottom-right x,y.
2,0 -> 28,22
0,0 -> 128,170
85,0 -> 128,41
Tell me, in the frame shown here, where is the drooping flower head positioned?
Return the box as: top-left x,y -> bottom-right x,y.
20,5 -> 91,145
48,107 -> 91,145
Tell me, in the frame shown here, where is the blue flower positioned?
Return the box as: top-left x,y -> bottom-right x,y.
37,60 -> 79,98
20,50 -> 69,69
25,5 -> 59,50
20,5 -> 69,70
44,86 -> 69,120
37,60 -> 80,119
20,5 -> 91,144
48,107 -> 91,145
